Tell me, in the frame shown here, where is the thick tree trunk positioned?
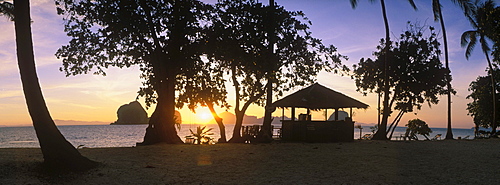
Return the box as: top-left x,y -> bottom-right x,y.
163,72 -> 183,143
258,81 -> 274,143
140,95 -> 166,145
372,0 -> 390,140
14,0 -> 96,171
228,109 -> 245,143
140,75 -> 183,145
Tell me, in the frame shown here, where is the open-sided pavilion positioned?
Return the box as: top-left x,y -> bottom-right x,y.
272,83 -> 369,142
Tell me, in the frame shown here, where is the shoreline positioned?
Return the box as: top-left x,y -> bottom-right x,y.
0,124 -> 478,129
1,139 -> 499,184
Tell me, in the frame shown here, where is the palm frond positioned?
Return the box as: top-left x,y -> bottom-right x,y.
451,0 -> 475,18
407,0 -> 417,10
349,0 -> 359,9
0,1 -> 14,21
432,0 -> 441,21
479,35 -> 491,56
461,30 -> 478,59
465,35 -> 477,60
350,0 -> 377,9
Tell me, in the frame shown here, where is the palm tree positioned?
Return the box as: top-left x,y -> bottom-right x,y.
350,0 -> 417,140
461,0 -> 497,135
432,0 -> 473,140
5,0 -> 96,170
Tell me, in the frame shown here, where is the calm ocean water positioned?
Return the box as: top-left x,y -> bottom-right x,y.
0,124 -> 475,148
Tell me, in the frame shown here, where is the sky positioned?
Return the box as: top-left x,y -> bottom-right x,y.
0,0 -> 498,128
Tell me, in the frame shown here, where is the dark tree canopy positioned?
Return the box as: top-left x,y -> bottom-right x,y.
56,0 -> 210,105
353,23 -> 450,138
479,1 -> 500,64
55,0 -> 212,144
405,118 -> 432,140
467,72 -> 500,129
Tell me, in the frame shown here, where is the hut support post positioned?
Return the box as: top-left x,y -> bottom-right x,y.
325,109 -> 328,121
282,108 -> 284,121
307,108 -> 310,121
291,107 -> 295,121
335,108 -> 339,121
350,108 -> 353,119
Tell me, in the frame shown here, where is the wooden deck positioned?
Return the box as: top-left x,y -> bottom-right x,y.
280,120 -> 354,142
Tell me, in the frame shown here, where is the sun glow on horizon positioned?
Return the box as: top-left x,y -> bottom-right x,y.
193,108 -> 214,124
199,112 -> 211,120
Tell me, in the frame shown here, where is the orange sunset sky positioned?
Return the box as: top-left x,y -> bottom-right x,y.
1,0 -> 497,128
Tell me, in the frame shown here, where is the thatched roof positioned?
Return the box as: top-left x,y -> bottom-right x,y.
272,83 -> 369,109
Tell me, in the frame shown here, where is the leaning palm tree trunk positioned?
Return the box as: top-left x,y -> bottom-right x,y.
14,0 -> 96,170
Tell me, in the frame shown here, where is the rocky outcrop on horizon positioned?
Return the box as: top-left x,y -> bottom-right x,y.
111,101 -> 149,125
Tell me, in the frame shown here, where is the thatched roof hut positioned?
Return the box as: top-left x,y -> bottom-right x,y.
272,83 -> 369,142
272,83 -> 368,110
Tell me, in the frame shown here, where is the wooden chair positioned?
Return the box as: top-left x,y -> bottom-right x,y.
430,134 -> 442,141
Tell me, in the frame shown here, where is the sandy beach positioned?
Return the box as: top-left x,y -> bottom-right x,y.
0,139 -> 499,184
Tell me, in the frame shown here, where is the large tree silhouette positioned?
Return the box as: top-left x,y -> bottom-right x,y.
431,0 -> 473,140
350,0 -> 416,140
56,0 -> 212,144
467,72 -> 500,135
353,23 -> 449,139
4,0 -> 96,171
461,0 -> 498,135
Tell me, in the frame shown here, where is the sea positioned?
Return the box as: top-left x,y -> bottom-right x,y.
0,124 -> 476,148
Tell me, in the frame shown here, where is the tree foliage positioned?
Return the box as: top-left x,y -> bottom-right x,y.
55,0 -> 209,105
405,118 -> 432,140
466,71 -> 500,129
0,0 -> 14,21
206,0 -> 346,142
479,1 -> 500,64
349,0 -> 417,140
55,0 -> 212,144
353,23 -> 450,138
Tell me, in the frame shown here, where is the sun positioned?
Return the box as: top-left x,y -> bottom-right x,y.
196,111 -> 213,123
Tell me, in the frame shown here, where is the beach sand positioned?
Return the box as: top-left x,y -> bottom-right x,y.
0,139 -> 498,184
